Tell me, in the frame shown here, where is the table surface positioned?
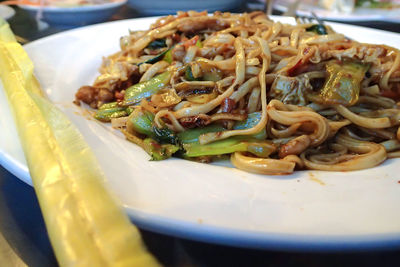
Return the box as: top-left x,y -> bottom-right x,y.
2,2 -> 400,266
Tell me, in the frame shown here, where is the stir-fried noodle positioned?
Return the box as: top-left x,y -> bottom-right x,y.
75,11 -> 400,175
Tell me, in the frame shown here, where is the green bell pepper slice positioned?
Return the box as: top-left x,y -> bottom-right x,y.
127,108 -> 177,144
183,138 -> 275,157
94,107 -> 128,122
177,112 -> 266,144
318,60 -> 369,106
127,108 -> 155,137
178,112 -> 270,157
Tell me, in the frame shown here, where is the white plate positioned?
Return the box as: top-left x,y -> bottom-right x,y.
1,17 -> 400,251
274,0 -> 400,23
0,5 -> 15,20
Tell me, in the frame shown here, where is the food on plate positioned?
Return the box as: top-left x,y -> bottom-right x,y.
320,0 -> 356,13
75,11 -> 400,175
1,0 -> 118,7
355,0 -> 400,9
320,0 -> 400,12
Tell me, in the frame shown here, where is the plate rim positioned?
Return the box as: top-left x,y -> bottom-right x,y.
0,5 -> 16,20
127,206 -> 400,251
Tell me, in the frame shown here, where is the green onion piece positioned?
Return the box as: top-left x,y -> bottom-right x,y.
94,107 -> 128,122
138,48 -> 171,66
127,109 -> 155,137
122,71 -> 171,106
233,112 -> 267,139
178,124 -> 225,144
162,49 -> 173,64
183,138 -> 275,157
153,126 -> 177,144
185,65 -> 199,81
178,112 -> 266,145
98,101 -> 119,110
195,39 -> 203,48
183,137 -> 248,157
143,138 -> 179,161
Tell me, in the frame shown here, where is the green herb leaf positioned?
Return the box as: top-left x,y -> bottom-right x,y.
306,24 -> 327,35
147,39 -> 167,49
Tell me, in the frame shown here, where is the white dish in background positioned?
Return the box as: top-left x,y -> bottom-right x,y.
0,5 -> 15,20
1,17 -> 400,250
18,0 -> 126,28
127,0 -> 245,15
274,0 -> 400,23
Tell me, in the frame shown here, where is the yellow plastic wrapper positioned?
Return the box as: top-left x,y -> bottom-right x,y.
0,20 -> 160,267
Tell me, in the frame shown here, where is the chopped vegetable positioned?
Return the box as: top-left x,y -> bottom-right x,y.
127,108 -> 178,145
153,126 -> 178,144
306,24 -> 328,35
178,124 -> 225,144
138,48 -> 171,66
184,60 -> 223,82
185,65 -> 199,81
127,108 -> 155,137
143,138 -> 180,161
123,71 -> 172,106
178,112 -> 266,145
98,101 -> 119,110
94,107 -> 128,122
269,75 -> 308,106
195,39 -> 203,48
318,60 -> 370,106
233,112 -> 267,140
247,142 -> 277,157
162,49 -> 173,63
147,38 -> 167,49
183,138 -> 275,157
